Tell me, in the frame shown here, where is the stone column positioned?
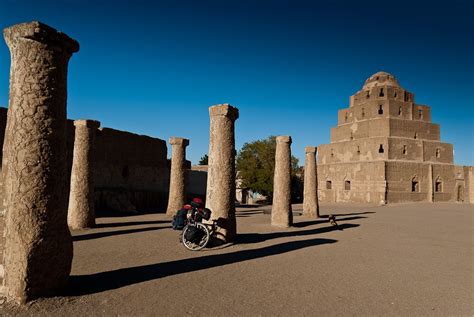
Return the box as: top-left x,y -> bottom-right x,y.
271,136 -> 293,227
2,21 -> 79,303
67,120 -> 100,229
166,137 -> 189,216
303,146 -> 320,218
206,104 -> 239,243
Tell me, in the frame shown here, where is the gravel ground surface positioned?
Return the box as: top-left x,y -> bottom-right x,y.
1,202 -> 472,316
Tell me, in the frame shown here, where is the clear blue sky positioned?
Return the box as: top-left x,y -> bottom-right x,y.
0,0 -> 473,165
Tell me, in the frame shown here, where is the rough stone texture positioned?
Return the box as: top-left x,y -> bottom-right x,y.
0,107 -> 8,212
205,104 -> 239,243
2,21 -> 79,303
303,146 -> 319,217
271,136 -> 293,227
318,71 -> 472,204
67,120 -> 100,229
166,137 -> 189,216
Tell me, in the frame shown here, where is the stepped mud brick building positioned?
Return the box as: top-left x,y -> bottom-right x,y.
318,72 -> 473,204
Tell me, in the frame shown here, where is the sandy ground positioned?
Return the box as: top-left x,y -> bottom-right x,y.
1,202 -> 473,316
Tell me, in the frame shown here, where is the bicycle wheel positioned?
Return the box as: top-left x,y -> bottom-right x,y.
182,222 -> 210,251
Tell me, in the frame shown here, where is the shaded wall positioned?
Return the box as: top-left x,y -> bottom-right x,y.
65,121 -> 170,213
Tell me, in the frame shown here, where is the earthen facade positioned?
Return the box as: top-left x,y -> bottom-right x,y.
318,72 -> 473,204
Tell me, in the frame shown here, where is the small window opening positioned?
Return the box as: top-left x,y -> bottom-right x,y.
357,145 -> 360,154
394,91 -> 398,98
378,105 -> 383,115
361,108 -> 365,117
435,178 -> 443,192
436,148 -> 441,158
414,132 -> 418,139
345,180 -> 351,190
403,145 -> 407,155
379,88 -> 384,97
344,112 -> 348,122
122,166 -> 130,179
412,178 -> 419,192
366,91 -> 370,99
331,149 -> 334,157
398,106 -> 402,116
378,144 -> 384,153
350,132 -> 354,140
326,180 -> 332,190
418,109 -> 423,119
404,91 -> 408,101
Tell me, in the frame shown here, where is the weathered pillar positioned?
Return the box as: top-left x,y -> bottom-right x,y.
271,136 -> 293,227
166,137 -> 190,216
206,104 -> 239,243
303,146 -> 320,218
3,21 -> 79,303
67,120 -> 100,229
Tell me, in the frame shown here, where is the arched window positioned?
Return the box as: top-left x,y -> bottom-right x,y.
345,180 -> 351,190
418,109 -> 423,119
412,177 -> 419,192
398,106 -> 402,116
326,180 -> 332,190
122,166 -> 130,179
378,105 -> 383,115
379,88 -> 384,97
435,177 -> 443,192
436,148 -> 441,158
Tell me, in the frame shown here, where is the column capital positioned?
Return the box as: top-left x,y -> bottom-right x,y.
74,119 -> 100,129
169,137 -> 189,147
276,135 -> 292,144
305,146 -> 317,154
209,103 -> 239,121
4,21 -> 79,53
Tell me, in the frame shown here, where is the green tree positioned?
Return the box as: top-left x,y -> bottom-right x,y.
198,154 -> 208,165
236,136 -> 299,199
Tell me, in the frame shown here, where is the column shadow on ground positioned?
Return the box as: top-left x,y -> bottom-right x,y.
67,237 -> 337,296
72,226 -> 171,242
319,211 -> 375,218
95,220 -> 170,228
293,215 -> 367,228
237,223 -> 360,244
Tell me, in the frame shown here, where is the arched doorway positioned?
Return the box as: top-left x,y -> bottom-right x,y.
457,185 -> 464,202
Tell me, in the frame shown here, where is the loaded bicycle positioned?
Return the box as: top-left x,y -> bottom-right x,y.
172,198 -> 217,251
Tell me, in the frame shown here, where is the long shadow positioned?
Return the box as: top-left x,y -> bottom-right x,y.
95,220 -> 169,228
73,226 -> 170,242
237,223 -> 359,244
293,216 -> 367,228
67,237 -> 337,296
319,211 -> 375,218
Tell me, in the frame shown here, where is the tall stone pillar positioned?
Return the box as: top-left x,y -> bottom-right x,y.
67,120 -> 100,229
3,21 -> 79,303
166,137 -> 189,216
271,136 -> 293,227
206,104 -> 239,243
303,146 -> 320,218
